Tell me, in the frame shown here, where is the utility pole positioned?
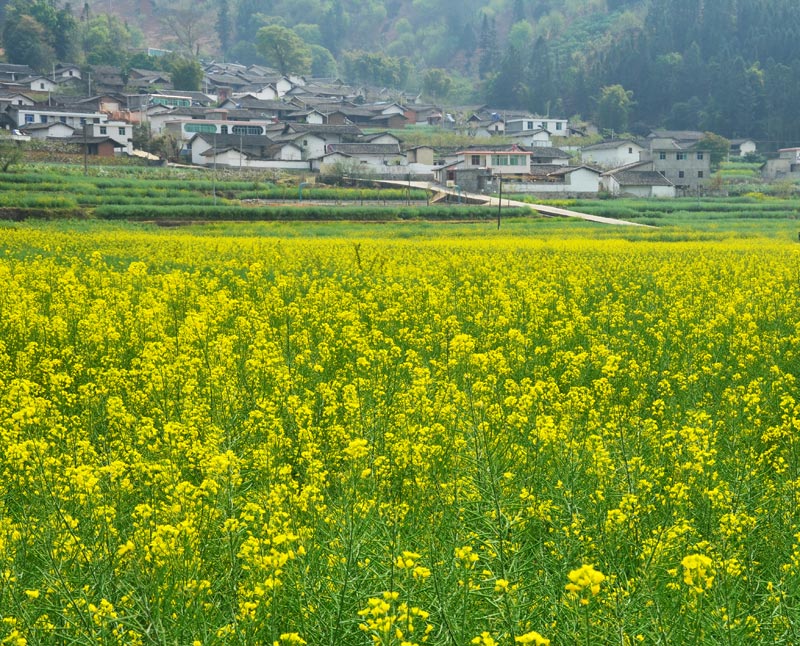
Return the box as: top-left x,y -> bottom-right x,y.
83,123 -> 88,175
213,130 -> 217,205
497,175 -> 502,229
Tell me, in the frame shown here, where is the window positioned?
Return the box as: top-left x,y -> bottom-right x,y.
80,118 -> 86,126
678,170 -> 685,179
677,152 -> 686,160
25,114 -> 34,123
220,125 -> 228,134
526,121 -> 534,130
540,122 -> 547,130
232,125 -> 264,135
40,83 -> 45,90
556,122 -> 563,130
697,152 -> 704,160
659,152 -> 666,160
99,126 -> 107,135
185,123 -> 217,133
40,115 -> 48,123
628,147 -> 633,154
118,127 -> 126,135
60,116 -> 67,123
698,171 -> 704,178
471,155 -> 481,166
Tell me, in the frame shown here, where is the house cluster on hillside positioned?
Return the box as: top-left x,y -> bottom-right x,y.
0,60 -> 765,197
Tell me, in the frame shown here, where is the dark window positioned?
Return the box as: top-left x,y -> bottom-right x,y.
677,152 -> 686,160
697,152 -> 704,160
99,126 -> 107,135
698,171 -> 704,178
678,170 -> 685,178
659,152 -> 666,160
471,155 -> 481,165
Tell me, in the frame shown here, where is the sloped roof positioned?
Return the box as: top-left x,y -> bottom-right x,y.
284,123 -> 363,136
611,170 -> 674,186
581,139 -> 643,151
328,143 -> 402,155
529,147 -> 571,159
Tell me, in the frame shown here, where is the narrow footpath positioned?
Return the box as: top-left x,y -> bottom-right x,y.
374,180 -> 651,227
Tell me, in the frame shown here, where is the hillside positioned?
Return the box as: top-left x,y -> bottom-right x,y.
5,0 -> 800,146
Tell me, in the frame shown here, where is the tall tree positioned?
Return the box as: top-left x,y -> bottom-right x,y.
478,14 -> 497,79
2,11 -> 54,70
160,0 -> 215,55
168,56 -> 203,91
216,0 -> 233,57
256,24 -> 312,75
595,84 -> 634,134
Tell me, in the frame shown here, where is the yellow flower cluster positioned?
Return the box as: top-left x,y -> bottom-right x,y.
565,564 -> 606,604
681,554 -> 715,594
358,591 -> 433,645
0,224 -> 798,644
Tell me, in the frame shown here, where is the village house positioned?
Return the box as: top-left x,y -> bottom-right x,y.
186,132 -> 308,170
452,144 -> 532,176
641,138 -> 711,193
580,139 -> 645,168
510,165 -> 602,196
506,127 -> 552,147
601,164 -> 676,197
7,104 -> 107,130
762,148 -> 800,180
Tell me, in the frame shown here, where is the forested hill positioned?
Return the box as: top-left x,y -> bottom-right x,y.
3,0 -> 800,145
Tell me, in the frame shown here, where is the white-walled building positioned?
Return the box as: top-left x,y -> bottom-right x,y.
580,139 -> 645,168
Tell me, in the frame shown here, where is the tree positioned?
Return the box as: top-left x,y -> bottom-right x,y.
341,50 -> 412,88
255,24 -> 312,75
216,0 -> 233,56
0,137 -> 24,172
508,20 -> 534,51
595,84 -> 634,134
82,14 -> 140,66
422,68 -> 452,101
2,12 -> 54,70
478,14 -> 498,78
159,0 -> 215,55
309,44 -> 337,77
697,132 -> 730,169
168,57 -> 203,91
321,0 -> 347,54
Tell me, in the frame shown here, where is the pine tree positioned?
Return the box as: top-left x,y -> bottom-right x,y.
478,14 -> 497,79
216,0 -> 233,56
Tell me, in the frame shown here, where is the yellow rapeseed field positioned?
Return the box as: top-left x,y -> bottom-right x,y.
1,223 -> 799,644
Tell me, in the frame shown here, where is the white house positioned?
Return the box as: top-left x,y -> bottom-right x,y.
325,142 -> 406,167
456,145 -> 531,176
55,64 -> 82,81
8,105 -> 106,129
26,76 -> 58,93
21,121 -> 76,139
602,168 -> 676,197
164,118 -> 275,142
580,139 -> 645,168
731,139 -> 757,157
233,83 -> 279,101
189,132 -> 307,169
514,165 -> 601,195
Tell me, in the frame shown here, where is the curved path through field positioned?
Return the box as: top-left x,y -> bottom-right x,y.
372,179 -> 651,227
